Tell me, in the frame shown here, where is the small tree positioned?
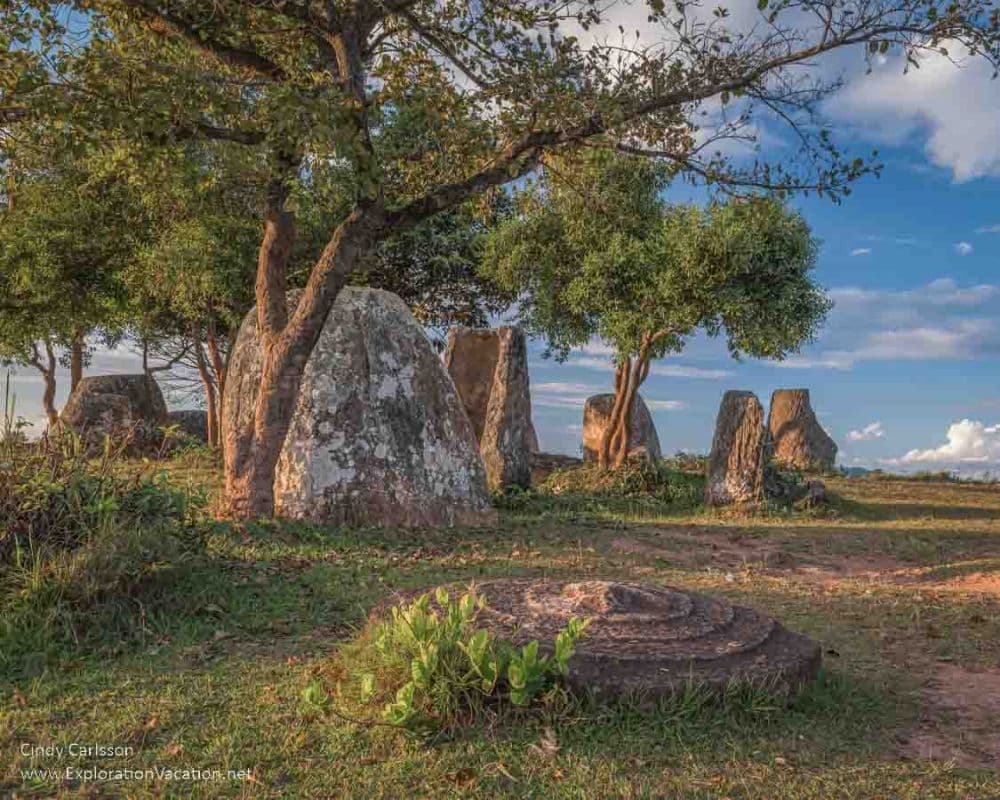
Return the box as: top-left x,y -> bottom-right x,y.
482,153 -> 830,468
0,158 -> 139,424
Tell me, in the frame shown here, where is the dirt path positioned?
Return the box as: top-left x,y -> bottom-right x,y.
901,664 -> 1000,770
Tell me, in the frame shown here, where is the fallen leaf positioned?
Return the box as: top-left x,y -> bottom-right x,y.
528,726 -> 560,758
445,767 -> 477,788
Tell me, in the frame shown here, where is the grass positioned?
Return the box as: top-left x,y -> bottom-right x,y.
2,461 -> 1000,798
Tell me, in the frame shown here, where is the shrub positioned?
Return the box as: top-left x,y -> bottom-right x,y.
0,437 -> 197,566
663,451 -> 708,473
538,459 -> 704,508
334,588 -> 589,733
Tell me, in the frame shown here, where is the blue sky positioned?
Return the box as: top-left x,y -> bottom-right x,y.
6,19 -> 1000,473
529,146 -> 1000,468
527,36 -> 1000,470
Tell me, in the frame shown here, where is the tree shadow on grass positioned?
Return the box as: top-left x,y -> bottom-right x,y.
830,494 -> 1000,522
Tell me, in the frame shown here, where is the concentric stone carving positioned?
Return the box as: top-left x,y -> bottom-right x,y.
376,579 -> 821,703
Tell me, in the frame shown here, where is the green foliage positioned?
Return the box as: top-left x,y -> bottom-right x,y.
663,451 -> 709,473
539,459 -> 705,508
0,432 -> 205,677
352,196 -> 516,337
0,154 -> 141,369
482,151 -> 830,365
0,436 -> 200,568
341,588 -> 589,732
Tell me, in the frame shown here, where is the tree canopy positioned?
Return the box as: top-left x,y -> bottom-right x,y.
0,149 -> 142,422
482,152 -> 830,466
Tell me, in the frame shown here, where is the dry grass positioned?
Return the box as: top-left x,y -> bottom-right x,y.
2,465 -> 999,798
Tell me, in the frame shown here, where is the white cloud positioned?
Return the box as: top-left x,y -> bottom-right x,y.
976,224 -> 1000,234
648,364 -> 731,380
532,381 -> 603,408
569,356 -> 730,380
955,241 -> 974,256
644,399 -> 687,411
531,380 -> 685,411
773,279 -> 1000,370
830,279 -> 999,311
576,340 -> 616,358
830,42 -> 1000,181
847,421 -> 885,442
850,248 -> 872,257
772,354 -> 855,371
533,382 -> 601,394
855,319 -> 996,361
901,419 -> 1000,464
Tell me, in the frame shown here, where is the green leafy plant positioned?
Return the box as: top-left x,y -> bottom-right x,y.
343,588 -> 589,732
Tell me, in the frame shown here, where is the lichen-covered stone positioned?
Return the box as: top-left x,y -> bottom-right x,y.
581,393 -> 662,462
167,409 -> 209,443
59,374 -> 168,455
374,579 -> 821,703
768,389 -> 837,471
443,325 -> 535,489
479,328 -> 533,490
705,390 -> 767,507
225,287 -> 496,528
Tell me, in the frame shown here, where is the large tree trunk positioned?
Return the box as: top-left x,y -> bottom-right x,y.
69,330 -> 85,391
222,207 -> 374,518
598,359 -> 629,468
598,334 -> 657,469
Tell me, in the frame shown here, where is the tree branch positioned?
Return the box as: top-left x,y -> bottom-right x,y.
120,0 -> 287,79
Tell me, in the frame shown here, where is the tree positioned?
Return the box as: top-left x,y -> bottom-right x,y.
122,146 -> 513,447
353,195 -> 515,342
0,155 -> 139,424
4,0 -> 998,516
482,152 -> 830,468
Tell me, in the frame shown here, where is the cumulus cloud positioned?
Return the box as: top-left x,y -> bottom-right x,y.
772,354 -> 854,371
900,419 -> 1000,464
830,42 -> 1000,181
532,381 -> 606,408
956,241 -> 974,256
850,248 -> 872,257
768,278 -> 1000,370
568,356 -> 731,380
644,399 -> 687,411
847,422 -> 885,442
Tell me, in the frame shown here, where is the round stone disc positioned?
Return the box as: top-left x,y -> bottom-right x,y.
373,579 -> 821,703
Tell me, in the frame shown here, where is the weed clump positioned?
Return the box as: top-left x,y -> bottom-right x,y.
0,387 -> 205,676
324,588 -> 588,734
539,459 -> 704,507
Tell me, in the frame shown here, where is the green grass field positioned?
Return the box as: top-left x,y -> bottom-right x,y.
3,461 -> 1000,798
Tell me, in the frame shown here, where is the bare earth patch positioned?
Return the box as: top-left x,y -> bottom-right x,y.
611,529 -> 1000,597
901,664 -> 1000,770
